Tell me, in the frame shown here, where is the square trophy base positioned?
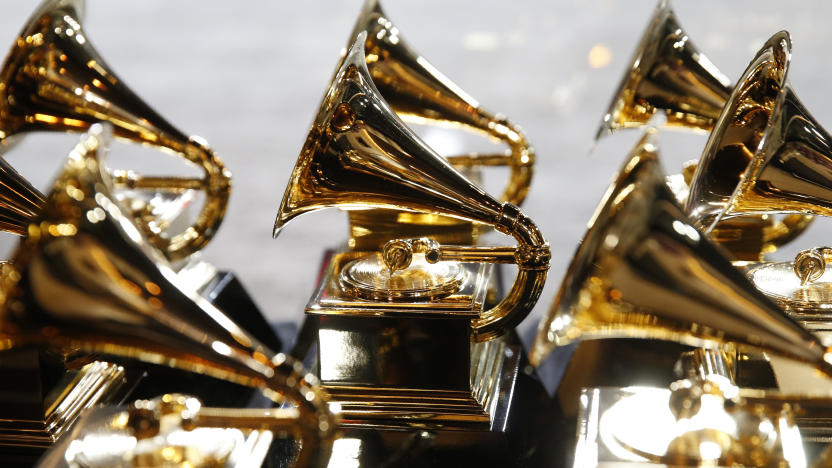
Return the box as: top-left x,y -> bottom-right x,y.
303,250 -> 513,430
292,327 -> 560,467
0,348 -> 132,456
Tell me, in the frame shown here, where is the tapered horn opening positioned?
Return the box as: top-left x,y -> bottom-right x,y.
596,0 -> 731,141
273,32 -> 504,238
686,31 -> 792,232
532,128 -> 832,377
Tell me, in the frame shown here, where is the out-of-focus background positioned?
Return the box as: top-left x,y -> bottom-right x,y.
1,1 -> 831,340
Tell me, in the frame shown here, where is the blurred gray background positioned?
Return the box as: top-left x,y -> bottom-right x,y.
1,1 -> 831,340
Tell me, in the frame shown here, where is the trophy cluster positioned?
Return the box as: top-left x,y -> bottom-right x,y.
2,0 -> 832,467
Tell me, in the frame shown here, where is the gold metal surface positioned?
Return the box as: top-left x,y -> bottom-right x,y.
576,379 -> 828,467
308,251 -> 489,318
339,252 -> 467,301
794,247 -> 832,285
274,34 -> 549,341
0,158 -> 44,236
530,130 -> 832,377
596,0 -> 731,139
598,2 -> 812,260
0,125 -> 335,467
319,333 -> 515,429
40,394 -> 286,467
350,0 -> 534,206
347,210 -> 479,251
0,0 -> 231,261
748,261 -> 832,333
687,31 -> 832,232
0,359 -> 126,449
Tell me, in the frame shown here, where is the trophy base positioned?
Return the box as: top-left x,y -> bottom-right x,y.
0,348 -> 132,465
323,337 -> 517,429
295,330 -> 560,467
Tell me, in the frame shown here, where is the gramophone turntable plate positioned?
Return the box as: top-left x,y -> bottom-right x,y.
305,251 -> 490,318
339,252 -> 468,301
747,261 -> 832,331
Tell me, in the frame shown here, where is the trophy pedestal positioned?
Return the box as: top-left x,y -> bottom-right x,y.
0,348 -> 131,464
297,328 -> 559,467
287,251 -> 558,465
316,315 -> 517,429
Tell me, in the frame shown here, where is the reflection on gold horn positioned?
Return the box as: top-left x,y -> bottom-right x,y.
0,0 -> 230,261
597,0 -> 731,140
530,130 -> 832,378
687,31 -> 832,233
0,157 -> 44,235
274,34 -> 549,341
349,0 -> 533,206
0,125 -> 335,468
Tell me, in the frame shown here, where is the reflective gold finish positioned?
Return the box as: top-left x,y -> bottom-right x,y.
794,247 -> 832,285
530,130 -> 832,377
687,31 -> 832,232
350,0 -> 534,206
347,210 -> 480,251
596,0 -> 731,139
597,2 -> 812,260
0,157 -> 44,236
307,251 -> 489,318
575,377 -> 832,466
274,34 -> 549,342
0,359 -> 126,449
0,126 -> 335,467
339,249 -> 468,301
0,0 -> 231,261
748,261 -> 832,334
39,394 -> 284,467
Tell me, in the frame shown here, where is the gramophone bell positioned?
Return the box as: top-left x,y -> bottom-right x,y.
531,130 -> 832,377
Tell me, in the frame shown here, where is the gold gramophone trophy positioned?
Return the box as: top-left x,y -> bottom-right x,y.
596,0 -> 812,263
338,0 -> 535,252
0,0 -> 279,341
0,125 -> 337,467
530,129 -> 832,382
273,33 -> 549,462
0,0 -> 285,449
528,133 -> 832,463
685,31 -> 832,337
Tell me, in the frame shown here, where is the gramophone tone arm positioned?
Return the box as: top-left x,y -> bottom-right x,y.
381,203 -> 550,341
794,247 -> 832,285
380,238 -> 517,272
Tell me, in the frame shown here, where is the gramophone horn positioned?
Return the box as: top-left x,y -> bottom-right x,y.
348,0 -> 534,205
686,31 -> 832,234
0,125 -> 335,467
0,0 -> 231,261
596,0 -> 731,140
275,34 -> 549,341
0,157 -> 44,235
529,129 -> 832,377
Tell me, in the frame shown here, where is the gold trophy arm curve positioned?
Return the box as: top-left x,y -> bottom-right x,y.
0,0 -> 231,261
